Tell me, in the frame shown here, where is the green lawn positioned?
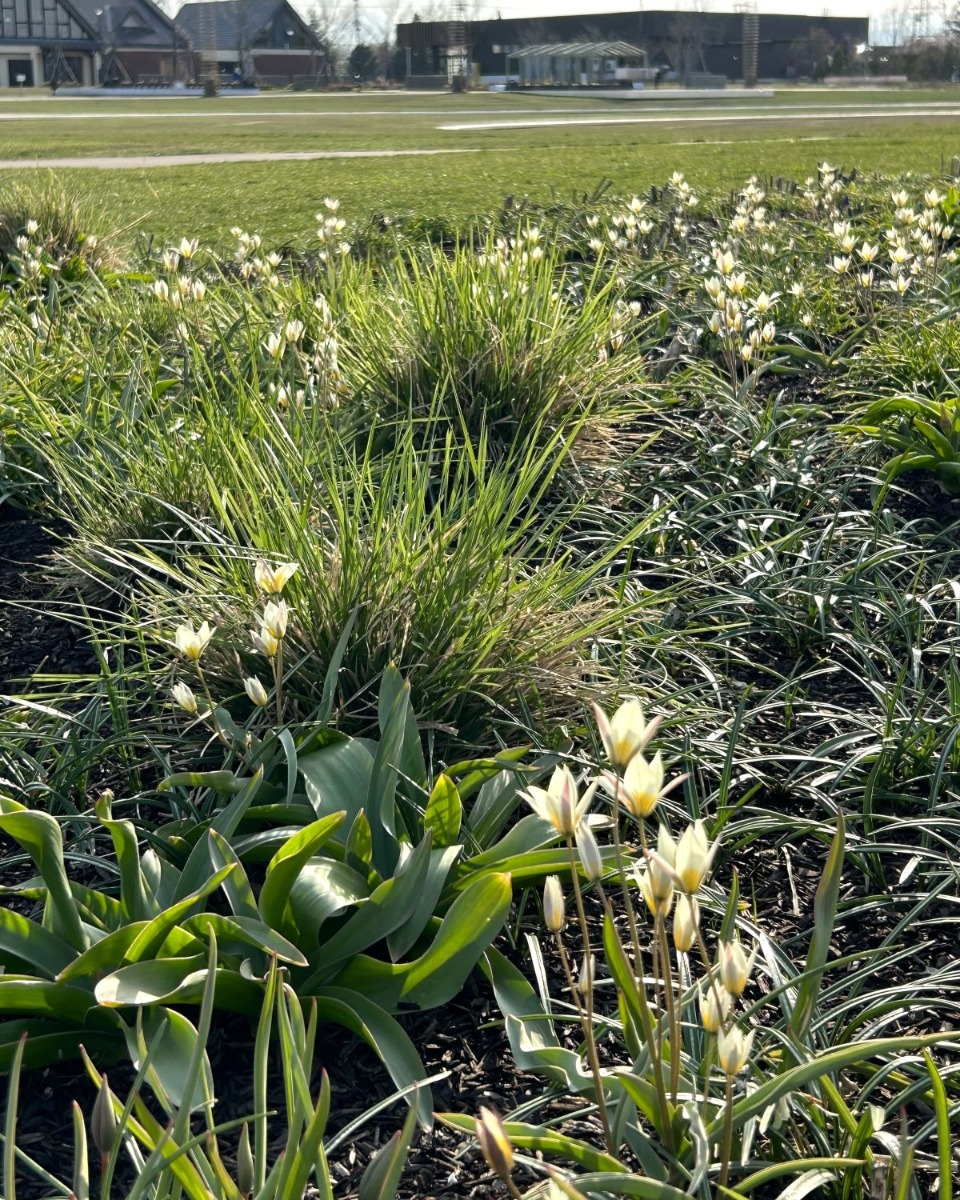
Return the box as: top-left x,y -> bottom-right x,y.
1,87 -> 959,244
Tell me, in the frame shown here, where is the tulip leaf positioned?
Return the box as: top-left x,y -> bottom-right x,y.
314,986 -> 432,1128
0,908 -> 76,980
207,829 -> 261,922
288,859 -> 371,944
789,811 -> 844,1038
122,1007 -> 215,1113
422,774 -> 462,848
0,800 -> 87,951
123,864 -> 235,963
0,977 -> 100,1021
299,833 -> 434,990
377,664 -> 427,792
96,808 -> 157,925
258,812 -> 347,940
180,913 -> 309,965
96,954 -> 208,1006
300,737 -> 375,832
481,947 -> 582,1086
437,1113 -> 628,1175
346,808 -> 373,872
366,683 -> 409,874
400,870 -> 512,1007
173,767 -> 264,902
358,1104 -> 418,1200
386,844 -> 461,961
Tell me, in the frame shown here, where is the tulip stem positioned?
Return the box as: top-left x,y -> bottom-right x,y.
657,918 -> 680,1103
195,665 -> 230,748
274,641 -> 284,727
559,849 -> 612,1156
719,1073 -> 735,1189
608,793 -> 674,1153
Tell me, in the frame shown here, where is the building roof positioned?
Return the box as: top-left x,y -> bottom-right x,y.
68,0 -> 179,44
509,40 -> 645,59
176,0 -> 320,50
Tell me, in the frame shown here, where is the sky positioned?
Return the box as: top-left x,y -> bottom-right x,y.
470,1 -> 873,15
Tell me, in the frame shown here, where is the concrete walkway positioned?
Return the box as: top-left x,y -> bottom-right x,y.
440,104 -> 960,131
0,147 -> 479,170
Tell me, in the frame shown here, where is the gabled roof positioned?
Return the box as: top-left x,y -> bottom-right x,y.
68,0 -> 181,45
176,0 -> 320,50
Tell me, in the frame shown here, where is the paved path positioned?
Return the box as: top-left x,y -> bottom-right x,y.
0,147 -> 479,170
440,105 -> 960,131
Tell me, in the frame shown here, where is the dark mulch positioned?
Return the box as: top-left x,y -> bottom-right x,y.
0,510 -> 99,686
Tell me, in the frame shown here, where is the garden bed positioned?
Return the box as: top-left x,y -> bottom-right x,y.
2,168 -> 960,1199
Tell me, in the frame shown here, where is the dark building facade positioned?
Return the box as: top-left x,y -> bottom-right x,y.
397,9 -> 870,83
176,0 -> 325,85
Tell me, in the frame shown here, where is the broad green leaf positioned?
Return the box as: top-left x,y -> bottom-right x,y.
0,908 -> 76,979
123,864 -> 235,962
173,767 -> 264,902
96,954 -> 208,1006
122,1007 -> 215,1113
789,812 -> 844,1038
0,1027 -> 120,1071
386,844 -> 461,961
329,873 -> 512,1012
299,833 -> 434,990
482,947 -> 582,1086
0,800 -> 87,951
314,986 -> 432,1128
58,923 -> 159,984
207,829 -> 260,922
346,808 -> 373,873
464,758 -> 529,843
377,664 -> 426,791
258,812 -> 347,940
464,813 -> 556,869
366,682 -> 409,874
181,914 -> 309,965
0,977 -> 99,1021
96,798 -> 157,924
300,738 -> 375,831
288,859 -> 371,944
96,959 -> 263,1014
422,775 -> 461,848
158,770 -> 247,794
399,871 -> 511,1008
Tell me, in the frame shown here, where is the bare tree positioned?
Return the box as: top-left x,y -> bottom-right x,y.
871,2 -> 914,46
308,0 -> 354,73
664,12 -> 708,81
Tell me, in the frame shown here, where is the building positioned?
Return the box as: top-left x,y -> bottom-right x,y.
175,0 -> 325,86
0,0 -> 189,88
396,9 -> 870,85
71,0 -> 191,86
0,0 -> 97,88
